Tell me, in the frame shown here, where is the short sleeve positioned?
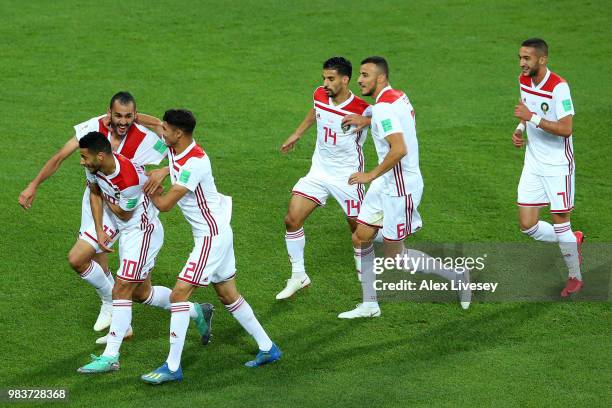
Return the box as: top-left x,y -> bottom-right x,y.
118,185 -> 142,212
176,157 -> 207,192
363,105 -> 373,118
553,82 -> 575,119
74,116 -> 103,141
373,104 -> 402,138
132,130 -> 168,166
85,170 -> 97,184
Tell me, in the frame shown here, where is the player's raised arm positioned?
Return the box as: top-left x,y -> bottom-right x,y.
280,108 -> 316,153
148,183 -> 190,212
136,112 -> 164,136
18,136 -> 80,209
348,132 -> 406,185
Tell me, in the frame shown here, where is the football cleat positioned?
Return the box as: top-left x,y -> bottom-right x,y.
77,354 -> 119,373
561,277 -> 583,298
193,303 -> 214,345
574,231 -> 585,266
338,303 -> 381,319
95,326 -> 134,345
93,302 -> 113,331
245,343 -> 282,368
275,276 -> 311,300
141,362 -> 183,384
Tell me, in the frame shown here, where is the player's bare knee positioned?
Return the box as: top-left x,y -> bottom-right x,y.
519,218 -> 538,232
67,249 -> 88,273
170,287 -> 191,303
284,213 -> 303,231
112,280 -> 133,299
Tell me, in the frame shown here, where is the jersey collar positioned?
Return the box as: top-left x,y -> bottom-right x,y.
172,140 -> 197,161
103,153 -> 121,179
375,85 -> 393,103
532,69 -> 550,89
330,91 -> 354,109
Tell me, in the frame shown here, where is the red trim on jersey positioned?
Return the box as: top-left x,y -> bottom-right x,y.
540,71 -> 566,92
174,144 -> 206,167
83,231 -> 99,244
193,236 -> 212,285
177,277 -> 209,287
564,138 -> 574,174
97,118 -> 110,136
116,275 -> 145,283
377,88 -> 405,104
291,190 -> 323,205
135,223 -> 154,280
313,87 -> 328,104
356,219 -> 382,229
341,96 -> 370,115
104,154 -> 140,190
519,74 -> 531,87
314,102 -> 347,117
195,185 -> 219,236
520,86 -> 552,99
406,194 -> 413,235
516,202 -> 549,207
119,125 -> 147,159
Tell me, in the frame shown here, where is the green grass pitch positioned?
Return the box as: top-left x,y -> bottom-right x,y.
1,0 -> 611,406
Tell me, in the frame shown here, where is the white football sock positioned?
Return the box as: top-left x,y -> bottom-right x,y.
166,302 -> 191,372
285,228 -> 306,279
80,261 -> 112,303
103,300 -> 132,358
105,269 -> 115,286
354,247 -> 362,282
358,245 -> 378,304
522,221 -> 558,242
143,286 -> 172,310
554,222 -> 581,280
225,296 -> 273,351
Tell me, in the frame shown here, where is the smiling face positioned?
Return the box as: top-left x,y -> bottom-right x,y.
322,68 -> 349,98
519,46 -> 547,78
161,121 -> 180,148
108,100 -> 136,137
79,148 -> 103,173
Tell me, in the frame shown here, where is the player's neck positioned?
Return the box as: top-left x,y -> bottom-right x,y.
331,88 -> 351,106
173,137 -> 194,155
100,156 -> 116,175
532,67 -> 547,86
372,82 -> 390,100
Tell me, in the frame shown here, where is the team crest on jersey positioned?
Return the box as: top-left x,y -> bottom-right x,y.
541,102 -> 549,113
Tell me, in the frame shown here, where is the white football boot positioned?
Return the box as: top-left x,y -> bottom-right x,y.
338,303 -> 381,319
275,275 -> 311,300
95,326 -> 134,345
93,302 -> 113,331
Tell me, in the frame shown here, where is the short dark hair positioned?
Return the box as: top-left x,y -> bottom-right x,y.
79,131 -> 112,154
521,38 -> 548,56
163,109 -> 196,134
109,91 -> 136,110
323,56 -> 352,79
361,56 -> 389,78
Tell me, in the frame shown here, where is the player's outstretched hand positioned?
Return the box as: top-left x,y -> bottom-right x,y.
96,230 -> 114,253
342,114 -> 371,132
144,168 -> 169,195
18,184 -> 36,209
514,99 -> 532,121
512,130 -> 524,148
348,171 -> 374,185
280,134 -> 300,153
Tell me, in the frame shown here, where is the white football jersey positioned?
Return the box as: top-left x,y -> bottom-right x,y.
310,87 -> 371,181
85,153 -> 159,231
369,86 -> 423,196
74,115 -> 167,166
519,69 -> 575,176
169,140 -> 231,237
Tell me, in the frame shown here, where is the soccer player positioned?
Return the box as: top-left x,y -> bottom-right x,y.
512,38 -> 584,297
277,56 -> 372,299
75,131 -> 211,373
339,57 -> 470,319
18,92 -> 170,334
140,110 -> 280,384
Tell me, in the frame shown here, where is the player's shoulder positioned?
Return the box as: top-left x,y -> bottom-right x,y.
376,88 -> 405,105
313,86 -> 328,103
542,71 -> 569,93
341,94 -> 371,115
115,154 -> 141,189
518,74 -> 531,87
175,143 -> 208,167
75,114 -> 108,136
